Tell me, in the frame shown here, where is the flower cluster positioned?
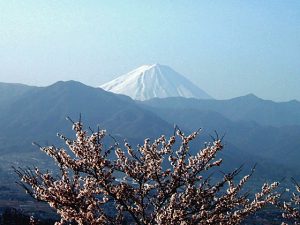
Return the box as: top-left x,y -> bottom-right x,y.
15,120 -> 280,225
281,179 -> 300,225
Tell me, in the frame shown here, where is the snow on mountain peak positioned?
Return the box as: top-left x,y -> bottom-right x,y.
100,64 -> 212,101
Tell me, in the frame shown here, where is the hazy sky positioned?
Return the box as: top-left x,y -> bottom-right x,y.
1,1 -> 299,101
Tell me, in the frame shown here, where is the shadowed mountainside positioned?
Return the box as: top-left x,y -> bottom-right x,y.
0,81 -> 299,193
140,97 -> 300,178
142,95 -> 300,127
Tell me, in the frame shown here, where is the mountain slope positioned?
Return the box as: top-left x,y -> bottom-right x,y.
100,64 -> 212,100
0,81 -> 174,162
0,81 -> 259,187
142,94 -> 300,127
0,80 -> 298,197
0,82 -> 38,109
139,97 -> 300,178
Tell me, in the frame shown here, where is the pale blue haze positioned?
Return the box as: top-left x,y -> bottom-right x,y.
0,1 -> 299,101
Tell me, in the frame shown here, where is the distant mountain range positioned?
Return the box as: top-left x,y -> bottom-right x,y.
139,97 -> 300,170
100,64 -> 212,100
141,94 -> 300,127
0,79 -> 300,196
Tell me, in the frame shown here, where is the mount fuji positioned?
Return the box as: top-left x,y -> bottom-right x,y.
100,64 -> 212,101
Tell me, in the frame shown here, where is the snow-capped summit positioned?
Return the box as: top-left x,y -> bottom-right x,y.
100,64 -> 212,101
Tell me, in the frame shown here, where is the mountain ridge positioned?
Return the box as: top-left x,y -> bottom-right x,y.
142,95 -> 300,127
0,80 -> 299,192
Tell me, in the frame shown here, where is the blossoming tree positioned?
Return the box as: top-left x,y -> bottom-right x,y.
15,119 -> 280,225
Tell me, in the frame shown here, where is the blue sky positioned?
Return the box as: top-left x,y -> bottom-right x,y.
0,1 -> 299,101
